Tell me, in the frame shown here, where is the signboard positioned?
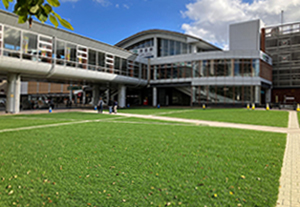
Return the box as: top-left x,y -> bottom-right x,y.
260,51 -> 272,65
67,86 -> 82,90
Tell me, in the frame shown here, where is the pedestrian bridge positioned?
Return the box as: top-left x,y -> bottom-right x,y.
0,10 -> 148,113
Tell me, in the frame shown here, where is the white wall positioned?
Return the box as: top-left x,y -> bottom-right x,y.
229,20 -> 261,51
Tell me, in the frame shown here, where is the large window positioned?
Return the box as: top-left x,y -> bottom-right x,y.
56,40 -> 65,65
3,26 -> 21,58
88,49 -> 96,70
22,32 -> 37,61
66,43 -> 76,67
98,52 -> 105,68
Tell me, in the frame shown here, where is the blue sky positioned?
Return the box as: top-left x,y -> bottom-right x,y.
1,0 -> 300,49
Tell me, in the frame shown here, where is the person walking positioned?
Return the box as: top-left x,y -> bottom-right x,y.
97,97 -> 103,113
113,100 -> 118,114
108,99 -> 113,114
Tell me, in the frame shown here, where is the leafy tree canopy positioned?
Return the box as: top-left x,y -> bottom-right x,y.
1,0 -> 73,30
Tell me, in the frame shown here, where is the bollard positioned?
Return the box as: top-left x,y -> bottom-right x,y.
202,104 -> 206,110
252,103 -> 255,110
94,105 -> 97,110
297,104 -> 300,112
157,104 -> 160,109
247,103 -> 250,110
49,107 -> 52,113
266,103 -> 270,111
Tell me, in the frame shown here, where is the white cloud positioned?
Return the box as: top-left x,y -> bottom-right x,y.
93,0 -> 111,7
181,0 -> 300,49
123,4 -> 130,9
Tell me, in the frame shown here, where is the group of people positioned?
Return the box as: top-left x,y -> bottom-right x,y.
97,98 -> 118,114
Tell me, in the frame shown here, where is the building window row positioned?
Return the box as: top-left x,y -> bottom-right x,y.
0,25 -> 144,79
157,38 -> 192,57
126,38 -> 154,50
193,85 -> 256,104
151,59 -> 260,80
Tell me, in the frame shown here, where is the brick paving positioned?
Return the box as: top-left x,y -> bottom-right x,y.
276,112 -> 300,207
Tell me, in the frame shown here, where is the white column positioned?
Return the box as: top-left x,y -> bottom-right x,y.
266,88 -> 271,103
255,86 -> 260,104
153,87 -> 157,106
6,73 -> 21,114
118,85 -> 126,108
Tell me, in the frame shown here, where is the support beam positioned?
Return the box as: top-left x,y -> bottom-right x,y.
92,85 -> 100,106
6,73 -> 21,114
153,87 -> 157,107
118,85 -> 126,108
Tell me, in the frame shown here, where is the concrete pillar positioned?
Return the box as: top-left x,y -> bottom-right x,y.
106,89 -> 109,104
266,88 -> 271,103
153,87 -> 157,106
255,86 -> 260,104
118,85 -> 126,108
92,85 -> 100,106
191,86 -> 196,106
6,73 -> 21,113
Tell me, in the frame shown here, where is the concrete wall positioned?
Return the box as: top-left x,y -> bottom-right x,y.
229,20 -> 261,51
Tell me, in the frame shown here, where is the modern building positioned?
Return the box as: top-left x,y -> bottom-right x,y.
116,20 -> 272,107
265,22 -> 300,104
0,10 -> 282,113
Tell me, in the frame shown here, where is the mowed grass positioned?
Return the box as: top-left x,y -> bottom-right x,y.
119,108 -> 289,127
0,113 -> 286,206
0,112 -> 118,130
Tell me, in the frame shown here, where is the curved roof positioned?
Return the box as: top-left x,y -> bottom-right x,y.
115,29 -> 222,51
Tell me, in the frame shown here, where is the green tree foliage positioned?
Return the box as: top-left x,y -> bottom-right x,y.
1,0 -> 73,30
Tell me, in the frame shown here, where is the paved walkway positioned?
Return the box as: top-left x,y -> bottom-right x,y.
276,111 -> 300,207
1,109 -> 300,206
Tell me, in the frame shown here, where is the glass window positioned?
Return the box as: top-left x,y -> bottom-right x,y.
235,86 -> 242,103
134,62 -> 139,78
225,59 -> 233,76
66,43 -> 76,67
244,59 -> 252,77
182,43 -> 187,54
4,26 -> 21,57
175,41 -> 181,55
201,60 -> 209,77
98,52 -> 105,67
252,59 -> 260,77
224,86 -> 234,103
214,60 -> 224,76
121,58 -> 127,75
208,86 -> 216,103
114,56 -> 121,70
161,39 -> 168,57
170,40 -> 175,56
56,40 -> 65,65
88,49 -> 96,70
244,86 -> 252,103
22,32 -> 37,60
216,86 -> 225,103
234,60 -> 241,76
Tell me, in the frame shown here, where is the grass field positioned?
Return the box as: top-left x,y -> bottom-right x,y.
119,108 -> 289,127
0,112 -> 286,206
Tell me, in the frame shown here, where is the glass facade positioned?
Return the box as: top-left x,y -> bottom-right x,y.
151,59 -> 260,80
157,38 -> 191,57
194,85 -> 256,104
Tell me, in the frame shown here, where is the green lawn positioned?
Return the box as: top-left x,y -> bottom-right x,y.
119,108 -> 289,127
0,112 -> 117,130
0,112 -> 286,206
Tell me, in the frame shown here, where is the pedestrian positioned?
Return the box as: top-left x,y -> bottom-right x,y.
108,99 -> 113,114
97,97 -> 103,113
113,100 -> 118,114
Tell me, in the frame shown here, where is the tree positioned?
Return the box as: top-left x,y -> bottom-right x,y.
1,0 -> 73,30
